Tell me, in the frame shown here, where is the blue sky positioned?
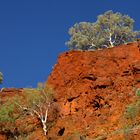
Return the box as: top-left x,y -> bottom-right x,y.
0,0 -> 140,88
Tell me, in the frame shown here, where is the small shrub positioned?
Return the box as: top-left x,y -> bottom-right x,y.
0,98 -> 18,122
124,104 -> 138,120
135,88 -> 140,97
124,88 -> 140,121
0,98 -> 20,139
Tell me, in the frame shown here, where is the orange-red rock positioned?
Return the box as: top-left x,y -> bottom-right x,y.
46,40 -> 140,139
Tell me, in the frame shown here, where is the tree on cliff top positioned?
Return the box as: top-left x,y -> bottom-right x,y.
66,10 -> 140,50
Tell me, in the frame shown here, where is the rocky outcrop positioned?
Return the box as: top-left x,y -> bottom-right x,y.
46,40 -> 140,139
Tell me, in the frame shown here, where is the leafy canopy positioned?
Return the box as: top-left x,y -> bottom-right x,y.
66,10 -> 140,50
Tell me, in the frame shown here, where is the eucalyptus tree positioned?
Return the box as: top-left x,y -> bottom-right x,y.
66,11 -> 140,50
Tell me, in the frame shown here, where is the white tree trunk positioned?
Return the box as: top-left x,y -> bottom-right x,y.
109,32 -> 114,48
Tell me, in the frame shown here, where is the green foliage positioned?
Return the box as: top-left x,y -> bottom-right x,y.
66,10 -> 140,50
22,85 -> 53,108
0,99 -> 18,122
0,85 -> 54,138
124,88 -> 140,120
125,104 -> 138,120
22,88 -> 43,107
19,85 -> 54,135
135,88 -> 140,96
0,72 -> 3,84
0,85 -> 53,122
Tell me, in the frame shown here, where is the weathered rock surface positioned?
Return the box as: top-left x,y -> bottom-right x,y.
46,41 -> 140,139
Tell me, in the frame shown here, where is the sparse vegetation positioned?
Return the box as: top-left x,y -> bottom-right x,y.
0,84 -> 55,139
118,88 -> 140,138
125,104 -> 138,120
135,88 -> 140,97
0,99 -> 18,122
16,84 -> 54,135
92,88 -> 140,139
66,10 -> 140,50
124,88 -> 140,120
0,97 -> 20,139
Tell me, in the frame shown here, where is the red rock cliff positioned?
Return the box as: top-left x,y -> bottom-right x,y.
46,41 -> 140,139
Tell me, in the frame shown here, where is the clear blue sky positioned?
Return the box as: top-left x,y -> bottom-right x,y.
0,0 -> 140,88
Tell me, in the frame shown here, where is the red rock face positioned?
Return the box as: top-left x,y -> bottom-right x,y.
46,41 -> 140,139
